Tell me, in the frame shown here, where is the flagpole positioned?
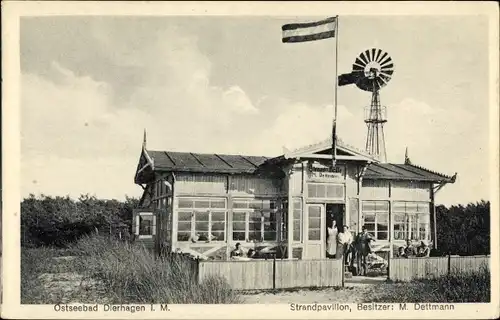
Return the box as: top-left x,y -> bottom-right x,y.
332,15 -> 339,169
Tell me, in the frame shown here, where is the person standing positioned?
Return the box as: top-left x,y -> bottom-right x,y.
326,220 -> 338,259
337,225 -> 353,263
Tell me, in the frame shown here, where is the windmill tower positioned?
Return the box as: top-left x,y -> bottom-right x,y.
339,48 -> 394,162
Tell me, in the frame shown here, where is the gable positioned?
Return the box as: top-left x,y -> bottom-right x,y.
282,137 -> 379,162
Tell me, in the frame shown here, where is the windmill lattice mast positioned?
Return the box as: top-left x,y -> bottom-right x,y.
364,79 -> 387,162
339,48 -> 394,162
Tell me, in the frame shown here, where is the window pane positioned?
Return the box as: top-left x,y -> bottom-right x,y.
249,231 -> 260,241
308,218 -> 321,229
177,232 -> 191,241
249,222 -> 261,232
233,212 -> 246,221
212,211 -> 225,221
327,185 -> 344,199
316,184 -> 326,198
307,185 -> 317,198
308,206 -> 321,218
364,213 -> 375,223
210,199 -> 226,208
178,222 -> 191,232
211,230 -> 225,241
364,223 -> 375,232
293,230 -> 301,242
194,200 -> 210,208
232,222 -> 246,231
418,213 -> 430,224
406,202 -> 419,212
378,213 -> 389,224
308,229 -> 321,240
249,200 -> 263,210
178,211 -> 192,221
178,198 -> 193,208
211,221 -> 225,231
293,199 -> 302,209
195,211 -> 209,222
294,218 -> 302,242
233,201 -> 248,209
362,201 -> 377,211
195,222 -> 209,231
417,203 -> 430,213
139,219 -> 152,235
232,232 -> 245,241
264,231 -> 276,241
378,231 -> 388,240
249,212 -> 262,222
393,202 -> 406,212
293,209 -> 301,220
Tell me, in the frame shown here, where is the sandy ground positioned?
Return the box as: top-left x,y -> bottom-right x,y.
242,277 -> 386,304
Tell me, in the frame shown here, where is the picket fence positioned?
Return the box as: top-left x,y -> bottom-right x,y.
389,255 -> 490,281
197,258 -> 344,290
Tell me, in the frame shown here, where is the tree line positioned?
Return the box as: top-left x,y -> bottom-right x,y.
21,194 -> 139,247
435,200 -> 490,256
21,194 -> 490,255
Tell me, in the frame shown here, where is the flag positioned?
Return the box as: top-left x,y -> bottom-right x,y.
282,17 -> 337,43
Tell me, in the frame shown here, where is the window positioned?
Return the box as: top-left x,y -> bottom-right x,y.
176,197 -> 227,242
135,212 -> 156,239
362,201 -> 389,240
292,199 -> 303,242
393,202 -> 430,241
232,198 -> 279,242
307,183 -> 344,200
308,205 -> 321,240
153,179 -> 172,210
280,200 -> 288,241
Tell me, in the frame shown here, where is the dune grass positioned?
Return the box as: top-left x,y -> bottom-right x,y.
21,235 -> 241,304
365,267 -> 490,303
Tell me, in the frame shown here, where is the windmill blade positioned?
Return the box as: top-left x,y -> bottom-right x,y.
380,69 -> 394,76
358,52 -> 369,65
371,48 -> 377,62
364,49 -> 372,62
381,63 -> 394,71
380,56 -> 392,66
377,52 -> 388,63
354,57 -> 367,67
378,73 -> 392,83
374,49 -> 382,62
353,61 -> 366,71
375,77 -> 386,89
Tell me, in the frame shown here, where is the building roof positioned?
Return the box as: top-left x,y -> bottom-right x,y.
364,163 -> 455,183
142,150 -> 454,183
147,150 -> 271,174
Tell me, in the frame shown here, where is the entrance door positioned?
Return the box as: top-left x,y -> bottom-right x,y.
326,203 -> 345,232
305,204 -> 325,259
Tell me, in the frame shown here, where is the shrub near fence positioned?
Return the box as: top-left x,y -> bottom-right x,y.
389,255 -> 490,281
197,258 -> 343,290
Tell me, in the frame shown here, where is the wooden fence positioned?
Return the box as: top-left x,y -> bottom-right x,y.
197,258 -> 344,290
389,255 -> 490,281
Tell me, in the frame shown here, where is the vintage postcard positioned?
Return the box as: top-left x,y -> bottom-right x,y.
2,1 -> 499,319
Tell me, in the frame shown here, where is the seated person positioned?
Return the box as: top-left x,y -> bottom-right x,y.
416,241 -> 430,257
397,246 -> 406,258
230,242 -> 245,258
403,239 -> 417,257
247,249 -> 256,259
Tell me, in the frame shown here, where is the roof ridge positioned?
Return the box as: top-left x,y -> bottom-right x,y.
407,162 -> 453,180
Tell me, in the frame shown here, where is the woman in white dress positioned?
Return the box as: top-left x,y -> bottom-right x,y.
326,220 -> 338,258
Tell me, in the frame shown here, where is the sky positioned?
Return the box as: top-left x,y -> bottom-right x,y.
20,15 -> 490,205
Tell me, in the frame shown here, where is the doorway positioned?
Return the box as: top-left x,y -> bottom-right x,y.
326,203 -> 345,233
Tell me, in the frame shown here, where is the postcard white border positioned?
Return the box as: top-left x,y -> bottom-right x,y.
2,1 -> 499,319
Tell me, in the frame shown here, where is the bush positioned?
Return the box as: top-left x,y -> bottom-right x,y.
73,235 -> 241,304
21,194 -> 139,247
366,267 -> 490,303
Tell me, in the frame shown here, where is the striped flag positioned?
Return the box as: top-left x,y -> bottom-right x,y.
282,17 -> 337,43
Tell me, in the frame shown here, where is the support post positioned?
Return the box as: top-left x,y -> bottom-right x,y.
287,166 -> 294,260
430,184 -> 438,249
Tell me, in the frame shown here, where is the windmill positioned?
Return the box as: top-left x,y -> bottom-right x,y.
338,48 -> 394,162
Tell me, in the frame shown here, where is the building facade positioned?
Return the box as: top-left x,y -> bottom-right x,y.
133,136 -> 455,260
